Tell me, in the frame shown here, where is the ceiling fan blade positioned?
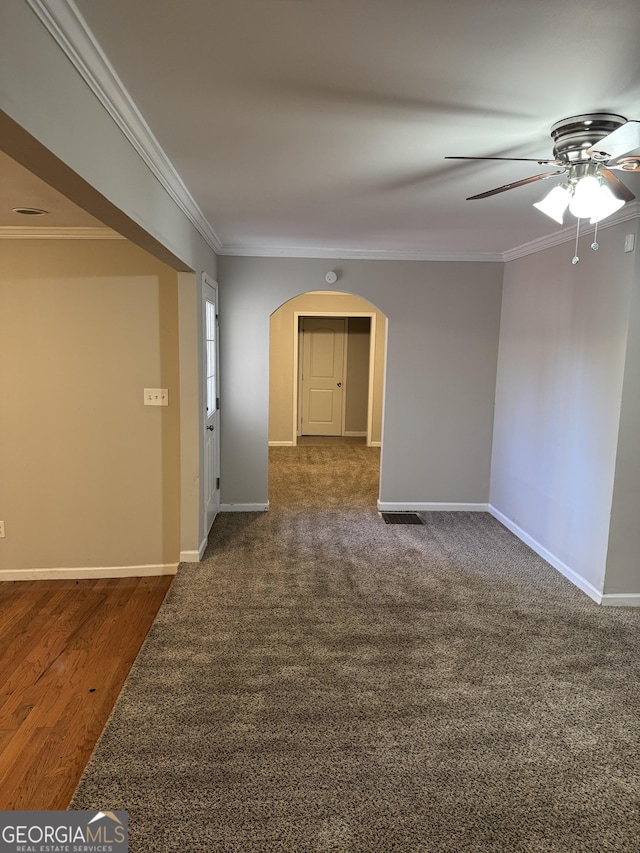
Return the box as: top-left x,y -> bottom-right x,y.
600,168 -> 636,202
589,120 -> 640,160
445,156 -> 558,164
466,171 -> 564,200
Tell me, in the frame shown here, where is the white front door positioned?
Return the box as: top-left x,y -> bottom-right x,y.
203,275 -> 220,533
300,318 -> 345,435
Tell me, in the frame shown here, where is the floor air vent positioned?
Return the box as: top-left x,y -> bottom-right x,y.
381,512 -> 424,525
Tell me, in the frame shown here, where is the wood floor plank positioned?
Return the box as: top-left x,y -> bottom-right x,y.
0,584 -> 102,684
0,588 -> 52,636
0,575 -> 172,809
0,594 -> 106,713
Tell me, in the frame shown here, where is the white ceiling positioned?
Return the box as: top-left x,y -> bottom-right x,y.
31,0 -> 640,255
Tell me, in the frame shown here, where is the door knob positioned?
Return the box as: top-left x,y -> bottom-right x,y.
337,382 -> 342,387
206,425 -> 214,431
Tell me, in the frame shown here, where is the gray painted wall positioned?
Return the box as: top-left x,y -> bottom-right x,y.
217,256 -> 503,507
606,220 -> 640,594
490,221 -> 638,595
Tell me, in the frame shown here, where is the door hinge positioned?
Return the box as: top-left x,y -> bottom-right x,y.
216,477 -> 220,490
216,396 -> 220,409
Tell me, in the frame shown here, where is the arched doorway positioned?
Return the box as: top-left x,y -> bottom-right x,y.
268,290 -> 387,509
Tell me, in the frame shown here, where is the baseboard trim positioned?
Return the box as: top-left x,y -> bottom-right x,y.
369,441 -> 382,448
179,551 -> 200,563
269,441 -> 294,446
377,501 -> 489,512
343,431 -> 367,437
0,563 -> 178,582
220,502 -> 270,512
180,537 -> 208,563
599,593 -> 640,607
199,536 -> 209,559
488,505 -> 604,604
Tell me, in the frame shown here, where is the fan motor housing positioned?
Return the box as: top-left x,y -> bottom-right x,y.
551,113 -> 627,163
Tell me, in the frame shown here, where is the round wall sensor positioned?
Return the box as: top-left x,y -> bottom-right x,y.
325,271 -> 337,284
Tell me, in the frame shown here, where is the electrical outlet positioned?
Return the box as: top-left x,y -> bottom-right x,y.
0,521 -> 5,538
144,388 -> 169,406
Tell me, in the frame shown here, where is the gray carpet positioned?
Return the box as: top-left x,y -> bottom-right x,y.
72,447 -> 640,851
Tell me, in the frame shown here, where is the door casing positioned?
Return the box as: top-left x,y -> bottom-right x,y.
292,310 -> 377,446
203,273 -> 220,534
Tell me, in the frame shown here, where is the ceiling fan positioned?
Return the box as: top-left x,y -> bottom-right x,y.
445,113 -> 640,227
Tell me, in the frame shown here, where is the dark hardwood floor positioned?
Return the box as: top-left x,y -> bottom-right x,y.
0,575 -> 172,809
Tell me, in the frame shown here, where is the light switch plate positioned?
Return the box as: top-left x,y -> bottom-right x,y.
624,233 -> 635,253
144,388 -> 169,406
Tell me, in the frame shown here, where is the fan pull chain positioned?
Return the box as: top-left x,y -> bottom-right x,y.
572,218 -> 581,265
591,217 -> 599,251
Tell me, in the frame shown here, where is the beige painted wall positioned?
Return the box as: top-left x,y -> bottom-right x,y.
0,238 -> 181,573
269,292 -> 386,444
344,318 -> 370,433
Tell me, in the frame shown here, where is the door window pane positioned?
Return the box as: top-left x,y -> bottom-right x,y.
206,298 -> 217,413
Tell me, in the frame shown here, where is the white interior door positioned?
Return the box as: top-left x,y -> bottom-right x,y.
203,275 -> 220,533
300,318 -> 345,435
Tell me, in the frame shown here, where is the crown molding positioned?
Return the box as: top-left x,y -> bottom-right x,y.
216,244 -> 503,262
0,226 -> 123,239
25,0 -> 223,253
503,201 -> 640,262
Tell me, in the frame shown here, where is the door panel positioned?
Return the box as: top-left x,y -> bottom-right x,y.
301,318 -> 344,435
310,328 -> 339,376
308,388 -> 335,424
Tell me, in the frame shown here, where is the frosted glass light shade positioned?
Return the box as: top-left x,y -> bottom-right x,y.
589,185 -> 626,223
533,185 -> 571,224
568,175 -> 601,218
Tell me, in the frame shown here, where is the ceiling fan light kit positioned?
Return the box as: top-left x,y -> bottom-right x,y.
588,186 -> 625,223
532,184 -> 571,224
535,163 -> 626,226
446,113 -> 640,263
